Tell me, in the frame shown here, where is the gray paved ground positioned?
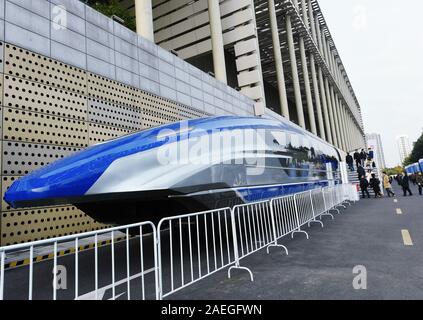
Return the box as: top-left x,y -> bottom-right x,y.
169,184 -> 423,300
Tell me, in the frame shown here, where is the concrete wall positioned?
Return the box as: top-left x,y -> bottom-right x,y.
0,0 -> 255,117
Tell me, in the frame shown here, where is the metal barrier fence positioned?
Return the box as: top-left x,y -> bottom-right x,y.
0,222 -> 158,300
157,208 -> 234,299
0,184 -> 357,300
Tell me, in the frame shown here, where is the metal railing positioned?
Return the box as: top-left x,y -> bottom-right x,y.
0,184 -> 357,300
0,222 -> 158,300
157,208 -> 234,299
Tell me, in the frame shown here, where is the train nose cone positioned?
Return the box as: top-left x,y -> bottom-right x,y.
3,153 -> 106,209
4,167 -> 87,208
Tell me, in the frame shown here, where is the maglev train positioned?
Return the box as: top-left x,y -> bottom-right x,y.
4,116 -> 343,225
405,163 -> 421,175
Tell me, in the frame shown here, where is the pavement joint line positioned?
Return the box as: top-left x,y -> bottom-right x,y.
396,208 -> 403,215
401,229 -> 413,246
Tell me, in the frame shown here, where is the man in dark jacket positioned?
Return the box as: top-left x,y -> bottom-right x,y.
353,151 -> 361,168
359,149 -> 367,166
360,176 -> 370,199
357,164 -> 365,181
402,172 -> 413,196
369,173 -> 382,198
346,153 -> 354,171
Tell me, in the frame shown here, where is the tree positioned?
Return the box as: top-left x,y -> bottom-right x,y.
86,0 -> 136,32
384,166 -> 404,176
403,132 -> 423,166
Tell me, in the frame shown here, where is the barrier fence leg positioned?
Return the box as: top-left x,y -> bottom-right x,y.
321,189 -> 335,220
266,201 -> 288,255
227,209 -> 254,282
291,195 -> 309,239
153,226 -> 160,301
157,225 -> 163,300
308,191 -> 324,228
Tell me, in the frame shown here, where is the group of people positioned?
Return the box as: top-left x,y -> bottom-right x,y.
359,170 -> 423,199
358,166 -> 384,199
394,172 -> 423,197
346,148 -> 376,172
346,147 -> 423,199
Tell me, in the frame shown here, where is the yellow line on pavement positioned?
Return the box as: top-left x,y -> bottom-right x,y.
396,208 -> 403,215
401,230 -> 413,246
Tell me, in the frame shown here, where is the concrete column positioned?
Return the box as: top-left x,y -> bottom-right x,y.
310,54 -> 325,139
325,80 -> 338,147
135,0 -> 154,42
286,15 -> 305,128
308,0 -> 317,42
321,32 -> 330,66
301,0 -> 310,30
299,40 -> 316,134
342,103 -> 351,151
342,106 -> 352,152
335,96 -> 347,151
331,90 -> 344,150
326,40 -> 335,75
207,0 -> 228,84
315,15 -> 324,54
348,117 -> 354,150
268,0 -> 289,119
318,68 -> 333,144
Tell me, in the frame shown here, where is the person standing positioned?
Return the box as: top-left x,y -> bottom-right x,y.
360,175 -> 371,199
360,149 -> 367,167
402,172 -> 413,196
346,153 -> 354,171
357,164 -> 365,181
383,171 -> 395,197
353,150 -> 361,168
416,172 -> 423,196
370,173 -> 382,198
368,148 -> 374,161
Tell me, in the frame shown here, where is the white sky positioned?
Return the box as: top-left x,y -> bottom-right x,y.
318,0 -> 423,167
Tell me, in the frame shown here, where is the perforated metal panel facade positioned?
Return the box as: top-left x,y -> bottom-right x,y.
0,41 -> 210,246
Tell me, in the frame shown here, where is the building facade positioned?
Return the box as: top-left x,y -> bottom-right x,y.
0,0 -> 365,245
121,0 -> 366,151
366,133 -> 386,169
397,135 -> 412,164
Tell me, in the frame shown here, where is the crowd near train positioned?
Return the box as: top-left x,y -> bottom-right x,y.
345,148 -> 423,199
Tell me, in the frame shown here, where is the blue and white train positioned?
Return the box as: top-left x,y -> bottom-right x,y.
405,163 -> 421,175
4,116 -> 343,225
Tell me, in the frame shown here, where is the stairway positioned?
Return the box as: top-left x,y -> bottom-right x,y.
347,165 -> 381,198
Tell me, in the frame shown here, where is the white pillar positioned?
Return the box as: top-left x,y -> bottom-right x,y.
342,106 -> 352,152
286,15 -> 305,128
308,0 -> 317,42
318,68 -> 333,144
300,0 -> 310,30
334,95 -> 346,151
268,0 -> 289,119
325,80 -> 338,147
315,14 -> 324,55
330,88 -> 343,149
310,54 -> 325,139
207,0 -> 227,84
135,0 -> 155,42
299,39 -> 317,134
